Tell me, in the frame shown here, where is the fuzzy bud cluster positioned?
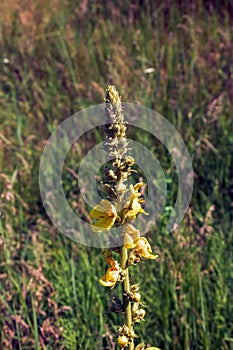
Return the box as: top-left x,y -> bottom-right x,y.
103,86 -> 135,203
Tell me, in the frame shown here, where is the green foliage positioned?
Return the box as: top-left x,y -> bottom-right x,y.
1,1 -> 233,349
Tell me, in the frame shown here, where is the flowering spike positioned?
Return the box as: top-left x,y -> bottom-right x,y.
89,86 -> 159,349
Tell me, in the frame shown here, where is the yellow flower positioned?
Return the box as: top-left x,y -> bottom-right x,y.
124,224 -> 140,249
132,237 -> 158,260
90,200 -> 117,232
122,183 -> 148,223
99,258 -> 120,287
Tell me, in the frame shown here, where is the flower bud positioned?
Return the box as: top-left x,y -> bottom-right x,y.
118,335 -> 129,348
138,308 -> 146,319
132,292 -> 141,302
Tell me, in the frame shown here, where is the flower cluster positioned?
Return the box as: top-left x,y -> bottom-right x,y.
90,183 -> 148,232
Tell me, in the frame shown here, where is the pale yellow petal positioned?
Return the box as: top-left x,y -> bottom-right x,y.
124,224 -> 140,248
91,213 -> 117,232
133,238 -> 158,260
142,253 -> 158,260
124,233 -> 136,249
90,200 -> 117,218
133,182 -> 144,191
99,275 -> 115,287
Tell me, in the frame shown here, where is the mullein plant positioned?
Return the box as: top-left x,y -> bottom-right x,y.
90,86 -> 160,350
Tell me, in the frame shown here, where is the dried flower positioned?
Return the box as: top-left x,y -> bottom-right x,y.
128,237 -> 158,265
131,237 -> 158,260
132,308 -> 146,323
109,295 -> 124,314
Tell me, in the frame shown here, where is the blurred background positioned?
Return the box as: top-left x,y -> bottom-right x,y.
0,1 -> 233,349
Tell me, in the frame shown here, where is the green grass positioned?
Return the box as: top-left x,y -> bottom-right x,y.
1,1 -> 233,349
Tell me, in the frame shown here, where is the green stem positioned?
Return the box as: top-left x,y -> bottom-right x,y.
120,245 -> 134,350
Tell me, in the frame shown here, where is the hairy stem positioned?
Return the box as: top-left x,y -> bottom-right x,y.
120,245 -> 134,350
